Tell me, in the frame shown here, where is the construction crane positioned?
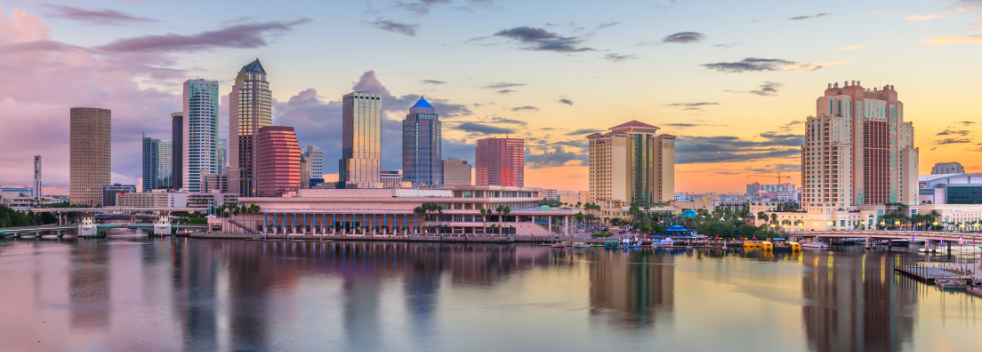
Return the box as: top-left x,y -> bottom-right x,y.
775,173 -> 790,185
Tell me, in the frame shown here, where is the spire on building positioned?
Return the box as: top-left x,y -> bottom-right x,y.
411,96 -> 434,109
240,58 -> 266,74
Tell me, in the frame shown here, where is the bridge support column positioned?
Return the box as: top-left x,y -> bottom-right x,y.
888,239 -> 893,251
947,240 -> 952,255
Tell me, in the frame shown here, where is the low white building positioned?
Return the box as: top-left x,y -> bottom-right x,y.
118,192 -> 188,208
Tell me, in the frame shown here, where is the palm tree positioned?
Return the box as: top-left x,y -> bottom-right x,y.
770,213 -> 777,225
412,206 -> 425,233
480,208 -> 489,234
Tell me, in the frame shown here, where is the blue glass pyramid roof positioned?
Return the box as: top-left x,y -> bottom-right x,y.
240,59 -> 266,73
411,96 -> 434,109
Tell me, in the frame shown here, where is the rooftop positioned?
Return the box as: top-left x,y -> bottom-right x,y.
411,96 -> 434,109
611,120 -> 658,129
240,59 -> 266,74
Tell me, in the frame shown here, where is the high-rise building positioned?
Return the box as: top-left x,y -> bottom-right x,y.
182,79 -> 219,193
475,138 -> 524,187
142,134 -> 160,191
216,138 -> 227,174
256,126 -> 301,197
33,155 -> 41,199
801,81 -> 918,209
443,158 -> 472,186
931,162 -> 965,175
171,112 -> 183,190
229,59 -> 272,197
402,97 -> 442,187
587,121 -> 676,207
158,141 -> 172,189
300,145 -> 323,189
339,92 -> 382,188
70,107 -> 111,206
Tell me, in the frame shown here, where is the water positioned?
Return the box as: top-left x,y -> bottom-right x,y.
1,229 -> 981,352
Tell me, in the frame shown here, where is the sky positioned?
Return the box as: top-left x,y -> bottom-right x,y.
0,0 -> 980,196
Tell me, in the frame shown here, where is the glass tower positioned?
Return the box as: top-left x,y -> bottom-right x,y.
142,134 -> 159,191
402,97 -> 442,187
182,79 -> 220,193
158,141 -> 172,189
339,92 -> 382,188
476,138 -> 524,187
229,59 -> 272,197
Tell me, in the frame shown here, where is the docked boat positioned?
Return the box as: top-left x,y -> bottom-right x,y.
78,214 -> 98,238
800,241 -> 829,250
153,214 -> 172,236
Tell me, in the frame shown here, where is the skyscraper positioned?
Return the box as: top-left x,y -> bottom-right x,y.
229,59 -> 272,197
302,145 -> 324,179
183,79 -> 219,193
158,141 -> 172,189
801,81 -> 918,209
70,107 -> 111,206
256,126 -> 301,197
33,155 -> 41,199
171,112 -> 183,191
402,97 -> 442,187
931,162 -> 964,175
216,138 -> 227,174
476,137 -> 524,187
587,121 -> 676,207
142,134 -> 160,191
339,92 -> 382,188
443,158 -> 472,186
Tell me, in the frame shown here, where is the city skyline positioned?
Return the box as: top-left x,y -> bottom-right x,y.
2,0 -> 982,195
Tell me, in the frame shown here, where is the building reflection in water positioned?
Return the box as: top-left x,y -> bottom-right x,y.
170,238 -> 219,350
69,239 -> 112,331
588,249 -> 674,327
802,251 -> 915,352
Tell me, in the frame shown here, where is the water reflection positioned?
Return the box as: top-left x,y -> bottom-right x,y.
2,235 -> 982,351
801,251 -> 915,352
588,249 -> 673,327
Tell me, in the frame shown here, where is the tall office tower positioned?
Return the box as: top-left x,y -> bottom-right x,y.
216,138 -> 227,174
229,59 -> 272,197
158,141 -> 172,189
402,97 -> 442,187
931,162 -> 965,175
33,155 -> 42,199
70,107 -> 111,205
171,112 -> 184,190
142,133 -> 160,191
302,145 -> 324,179
587,121 -> 676,207
256,126 -> 301,197
300,148 -> 311,189
443,158 -> 472,186
475,137 -> 524,187
339,92 -> 382,188
182,79 -> 219,193
802,81 -> 918,209
31,155 -> 44,199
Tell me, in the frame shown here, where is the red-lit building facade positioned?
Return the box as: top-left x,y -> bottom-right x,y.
476,138 -> 524,187
257,126 -> 301,197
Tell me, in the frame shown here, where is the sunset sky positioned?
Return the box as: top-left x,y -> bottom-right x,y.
1,0 -> 980,195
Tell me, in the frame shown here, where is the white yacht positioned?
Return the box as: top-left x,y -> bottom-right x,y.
153,214 -> 171,236
800,241 -> 829,250
78,214 -> 97,237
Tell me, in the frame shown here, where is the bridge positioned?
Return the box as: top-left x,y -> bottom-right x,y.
28,207 -> 197,212
791,230 -> 982,253
0,223 -> 207,238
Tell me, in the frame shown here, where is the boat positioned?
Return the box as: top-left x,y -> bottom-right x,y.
153,214 -> 172,236
550,243 -> 567,248
935,279 -> 973,290
78,214 -> 98,238
571,242 -> 590,248
801,241 -> 829,250
651,239 -> 675,247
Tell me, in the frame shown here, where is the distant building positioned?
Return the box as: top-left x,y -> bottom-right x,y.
188,192 -> 238,211
229,59 -> 272,197
102,183 -> 136,206
171,112 -> 184,191
182,79 -> 220,193
33,155 -> 42,199
143,134 -> 173,191
380,170 -> 404,188
558,190 -> 589,207
302,145 -> 324,178
257,126 -> 301,197
158,141 -> 173,189
443,158 -> 472,186
541,189 -> 559,201
216,138 -> 227,174
588,120 -> 676,209
746,182 -> 796,201
339,92 -> 382,188
118,191 -> 187,208
70,107 -> 111,206
199,170 -> 229,193
402,97 -> 442,187
476,138 -> 524,187
919,174 -> 982,205
931,162 -> 965,175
